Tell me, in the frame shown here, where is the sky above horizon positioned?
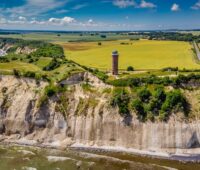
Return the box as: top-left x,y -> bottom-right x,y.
0,0 -> 200,31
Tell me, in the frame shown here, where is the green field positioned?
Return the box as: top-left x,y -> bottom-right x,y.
0,60 -> 83,82
62,40 -> 200,70
0,61 -> 41,72
0,33 -> 140,43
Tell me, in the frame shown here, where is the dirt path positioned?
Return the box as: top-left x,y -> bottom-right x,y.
193,41 -> 200,61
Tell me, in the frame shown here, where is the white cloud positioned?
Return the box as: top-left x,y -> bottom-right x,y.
0,16 -> 76,26
0,0 -> 68,17
191,0 -> 200,10
18,16 -> 27,21
55,9 -> 69,14
72,4 -> 88,10
0,18 -> 7,24
113,0 -> 156,9
113,0 -> 135,8
171,3 -> 180,12
48,17 -> 76,25
29,20 -> 46,25
88,19 -> 94,24
139,0 -> 156,8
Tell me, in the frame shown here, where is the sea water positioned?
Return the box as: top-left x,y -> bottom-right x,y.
0,145 -> 199,170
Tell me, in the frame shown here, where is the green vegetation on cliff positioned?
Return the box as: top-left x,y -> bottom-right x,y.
0,37 -> 83,82
111,86 -> 189,122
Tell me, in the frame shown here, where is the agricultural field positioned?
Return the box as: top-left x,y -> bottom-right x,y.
180,31 -> 200,36
61,39 -> 200,70
0,32 -> 141,43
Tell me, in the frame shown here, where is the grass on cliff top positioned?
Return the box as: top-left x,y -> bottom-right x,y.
0,61 -> 41,72
61,40 -> 200,70
0,60 -> 83,82
35,57 -> 53,69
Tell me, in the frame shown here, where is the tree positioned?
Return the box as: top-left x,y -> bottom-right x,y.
100,35 -> 106,38
161,90 -> 188,119
111,88 -> 130,116
131,99 -> 146,120
127,66 -> 134,71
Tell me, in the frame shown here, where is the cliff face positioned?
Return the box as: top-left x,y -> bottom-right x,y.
0,75 -> 200,156
0,43 -> 37,55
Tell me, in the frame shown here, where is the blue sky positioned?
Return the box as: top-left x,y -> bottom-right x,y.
0,0 -> 200,31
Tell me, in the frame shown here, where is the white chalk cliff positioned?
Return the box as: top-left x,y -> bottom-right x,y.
0,75 -> 200,159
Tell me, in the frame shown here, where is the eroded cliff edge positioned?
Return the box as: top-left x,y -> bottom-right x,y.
0,75 -> 200,160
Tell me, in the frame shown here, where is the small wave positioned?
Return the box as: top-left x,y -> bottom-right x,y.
18,150 -> 35,155
22,167 -> 37,170
151,164 -> 178,170
47,156 -> 75,162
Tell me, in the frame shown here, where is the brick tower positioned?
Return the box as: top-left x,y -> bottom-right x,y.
112,50 -> 119,75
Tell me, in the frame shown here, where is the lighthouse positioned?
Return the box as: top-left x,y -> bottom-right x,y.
112,50 -> 119,75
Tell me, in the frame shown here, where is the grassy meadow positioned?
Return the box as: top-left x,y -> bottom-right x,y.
0,32 -> 140,42
0,59 -> 83,82
0,61 -> 41,72
61,40 -> 200,70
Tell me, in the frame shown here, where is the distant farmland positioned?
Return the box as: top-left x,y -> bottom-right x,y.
61,40 -> 200,70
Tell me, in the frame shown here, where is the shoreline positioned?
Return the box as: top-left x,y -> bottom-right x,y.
0,139 -> 200,163
70,144 -> 200,163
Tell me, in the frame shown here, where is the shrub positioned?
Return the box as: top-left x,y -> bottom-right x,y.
23,71 -> 36,78
131,86 -> 189,122
111,88 -> 130,116
26,55 -> 31,59
11,57 -> 18,60
31,43 -> 64,58
45,85 -> 58,97
81,83 -> 93,92
100,35 -> 106,38
13,69 -> 20,77
162,67 -> 178,72
137,88 -> 152,102
127,66 -> 134,71
28,58 -> 34,63
43,58 -> 61,71
147,98 -> 160,114
95,71 -> 108,82
131,99 -> 146,120
159,111 -> 168,121
1,87 -> 8,94
128,78 -> 140,87
154,86 -> 166,102
161,90 -> 188,119
0,57 -> 9,63
121,42 -> 129,45
147,112 -> 154,121
37,94 -> 48,107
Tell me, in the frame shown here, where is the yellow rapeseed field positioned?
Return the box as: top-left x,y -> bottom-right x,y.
62,40 -> 200,70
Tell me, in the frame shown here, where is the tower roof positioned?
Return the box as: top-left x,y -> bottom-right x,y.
112,50 -> 118,55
